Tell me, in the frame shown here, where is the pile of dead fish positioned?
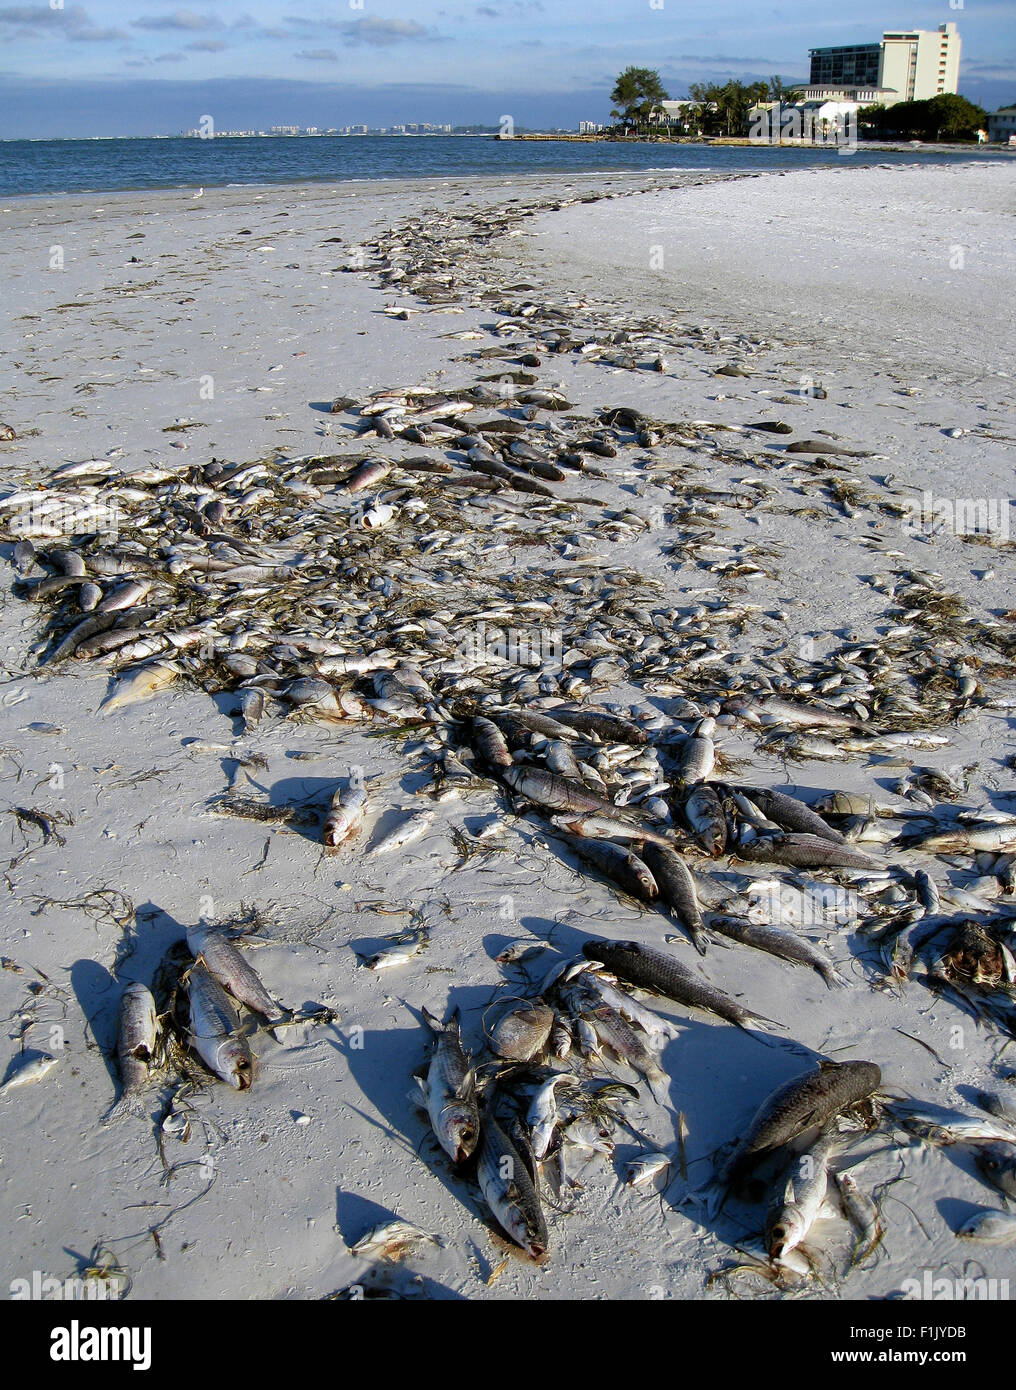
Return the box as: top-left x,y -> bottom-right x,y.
5,184 -> 1016,1291
99,921 -> 328,1125
381,699 -> 1016,1272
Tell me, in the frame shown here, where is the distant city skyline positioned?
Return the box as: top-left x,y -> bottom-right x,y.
0,2 -> 1012,138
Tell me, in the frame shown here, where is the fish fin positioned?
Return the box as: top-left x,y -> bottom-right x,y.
508,1119 -> 540,1191
420,1006 -> 443,1033
455,1069 -> 476,1102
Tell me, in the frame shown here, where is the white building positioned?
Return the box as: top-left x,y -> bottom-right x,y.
809,23 -> 961,107
657,100 -> 711,130
880,24 -> 961,102
802,86 -> 897,105
988,106 -> 1016,143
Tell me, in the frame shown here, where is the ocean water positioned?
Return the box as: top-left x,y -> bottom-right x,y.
0,134 -> 1006,199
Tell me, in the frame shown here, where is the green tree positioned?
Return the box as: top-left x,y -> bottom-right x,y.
688,79 -> 770,136
926,93 -> 987,139
611,67 -> 670,132
860,94 -> 986,142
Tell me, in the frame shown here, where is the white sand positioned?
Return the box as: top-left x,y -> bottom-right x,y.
1,162 -> 1015,1302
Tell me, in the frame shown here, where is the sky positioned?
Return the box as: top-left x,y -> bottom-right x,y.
0,1 -> 1012,137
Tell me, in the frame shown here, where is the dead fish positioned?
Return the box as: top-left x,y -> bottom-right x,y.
582,940 -> 774,1031
345,459 -> 390,493
493,709 -> 577,742
238,686 -> 264,731
187,924 -> 290,1031
708,914 -> 849,989
0,1052 -> 59,1097
733,786 -> 846,845
104,982 -> 159,1122
582,966 -> 681,1043
735,833 -> 882,872
417,1006 -> 479,1164
956,1209 -> 1016,1244
766,1127 -> 837,1265
834,1170 -> 884,1266
490,1000 -> 555,1062
476,1104 -> 549,1258
683,784 -> 727,857
550,812 -> 675,850
744,697 -> 863,732
974,1144 -> 1016,1200
814,791 -> 910,819
349,1220 -> 444,1261
503,765 -> 621,817
914,822 -> 1016,854
784,439 -> 869,457
369,810 -> 435,856
558,975 -> 668,1102
472,716 -> 513,771
95,579 -> 151,614
887,1099 -> 1016,1147
365,932 -> 427,972
544,739 -> 582,779
626,1152 -> 671,1188
11,539 -> 37,575
527,1074 -> 576,1160
537,707 -> 648,745
643,842 -> 708,954
561,836 -> 658,901
185,961 -> 254,1090
720,1060 -> 882,1190
100,661 -> 179,711
677,720 -> 715,785
323,782 -> 368,848
746,420 -> 793,435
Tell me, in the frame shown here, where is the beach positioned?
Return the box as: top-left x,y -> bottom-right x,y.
1,158 -> 1015,1302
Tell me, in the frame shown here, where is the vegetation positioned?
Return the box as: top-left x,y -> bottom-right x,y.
608,73 -> 802,139
610,67 -> 670,132
857,94 -> 988,142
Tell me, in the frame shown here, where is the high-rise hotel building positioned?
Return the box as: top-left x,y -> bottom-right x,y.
808,23 -> 961,105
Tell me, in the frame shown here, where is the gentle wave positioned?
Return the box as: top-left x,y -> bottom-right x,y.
0,134 -> 1005,198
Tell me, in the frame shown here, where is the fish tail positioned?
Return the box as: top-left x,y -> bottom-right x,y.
647,1068 -> 670,1107
102,1092 -> 145,1124
738,1008 -> 784,1032
824,968 -> 851,990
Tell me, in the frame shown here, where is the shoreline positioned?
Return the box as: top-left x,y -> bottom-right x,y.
1,138 -> 1009,204
2,162 -> 1016,1302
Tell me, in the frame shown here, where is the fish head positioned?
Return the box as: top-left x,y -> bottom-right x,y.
975,1143 -> 1011,1183
218,1040 -> 255,1090
503,1202 -> 549,1261
766,1207 -> 807,1263
445,1105 -> 479,1163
